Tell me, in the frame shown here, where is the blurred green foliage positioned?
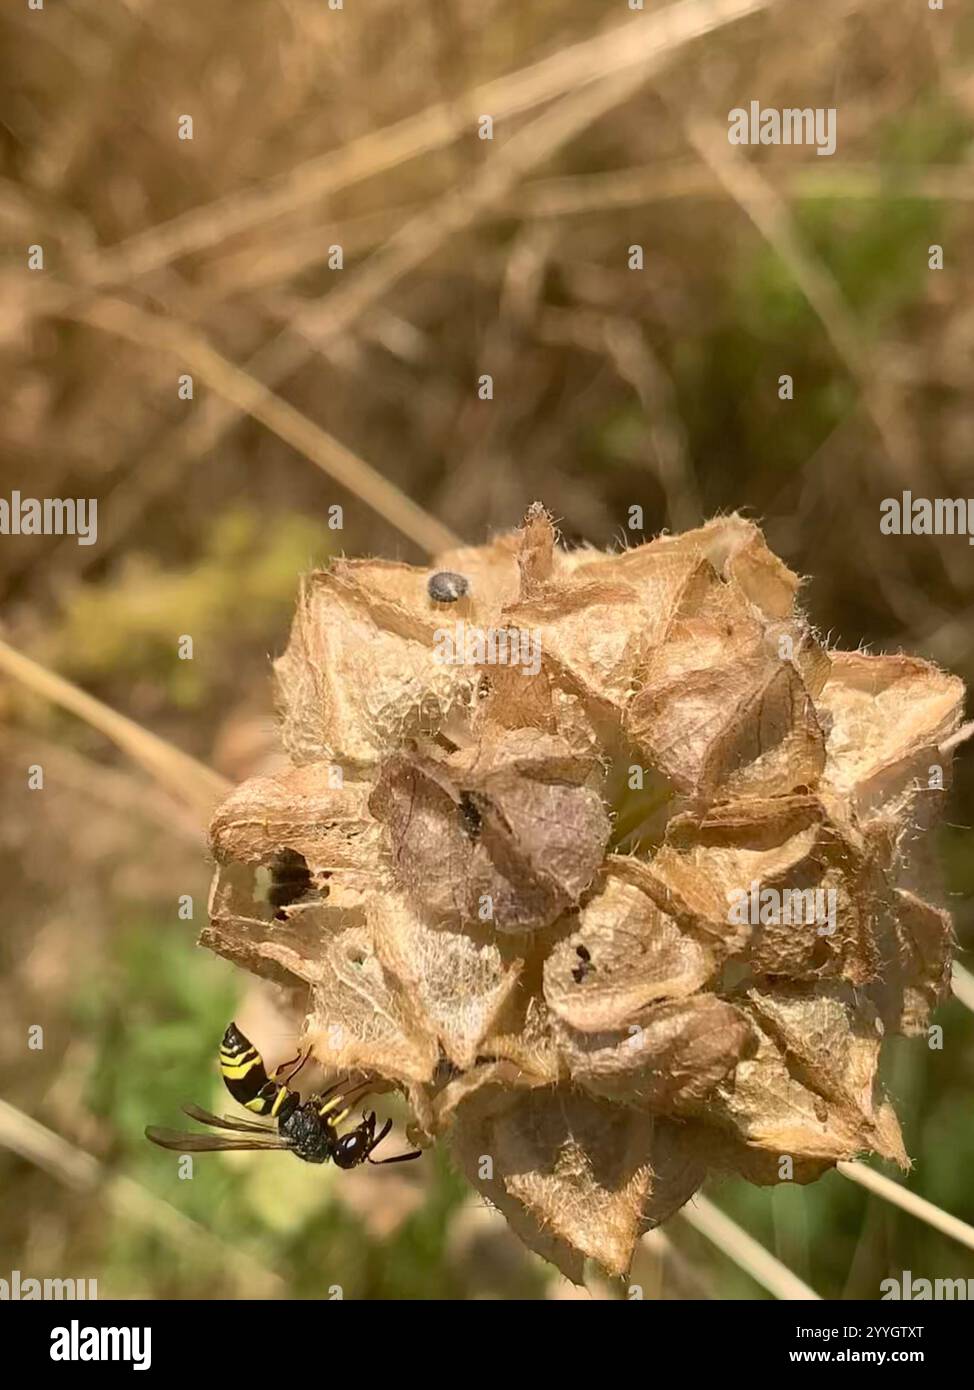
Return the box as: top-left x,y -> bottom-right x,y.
44,510 -> 329,708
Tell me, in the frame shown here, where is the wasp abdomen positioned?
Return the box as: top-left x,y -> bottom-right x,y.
219,1023 -> 296,1118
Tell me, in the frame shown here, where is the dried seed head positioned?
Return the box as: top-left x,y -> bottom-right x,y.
204,506 -> 967,1281
427,570 -> 470,603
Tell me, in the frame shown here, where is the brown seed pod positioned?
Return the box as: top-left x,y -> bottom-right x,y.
202,506 -> 967,1281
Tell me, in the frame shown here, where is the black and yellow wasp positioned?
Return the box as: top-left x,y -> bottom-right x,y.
145,1023 -> 421,1168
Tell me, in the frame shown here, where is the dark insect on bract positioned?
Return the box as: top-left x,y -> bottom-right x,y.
145,1023 -> 422,1168
266,848 -> 313,917
458,790 -> 483,840
427,570 -> 470,603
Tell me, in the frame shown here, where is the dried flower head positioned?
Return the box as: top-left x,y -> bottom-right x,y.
203,506 -> 966,1281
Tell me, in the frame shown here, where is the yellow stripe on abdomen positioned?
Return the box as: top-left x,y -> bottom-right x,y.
220,1057 -> 262,1080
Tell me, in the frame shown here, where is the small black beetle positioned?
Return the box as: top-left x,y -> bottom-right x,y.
427,570 -> 470,603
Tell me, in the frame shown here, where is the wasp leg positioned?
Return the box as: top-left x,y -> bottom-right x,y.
317,1079 -> 373,1119
316,1075 -> 351,1102
271,1051 -> 299,1079
313,1069 -> 372,1107
272,1048 -> 310,1086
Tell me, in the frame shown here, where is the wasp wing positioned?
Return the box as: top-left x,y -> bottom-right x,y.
145,1126 -> 292,1153
181,1102 -> 275,1134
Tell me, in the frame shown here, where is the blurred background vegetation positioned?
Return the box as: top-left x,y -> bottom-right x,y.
1,0 -> 973,1299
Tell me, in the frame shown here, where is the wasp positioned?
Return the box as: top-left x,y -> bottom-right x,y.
145,1023 -> 422,1168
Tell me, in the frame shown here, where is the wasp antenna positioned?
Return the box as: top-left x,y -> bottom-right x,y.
367,1148 -> 423,1165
